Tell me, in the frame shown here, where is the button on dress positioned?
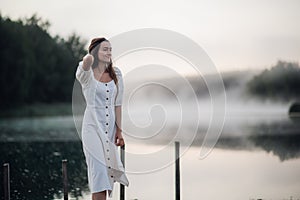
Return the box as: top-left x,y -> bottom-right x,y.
75,61 -> 129,197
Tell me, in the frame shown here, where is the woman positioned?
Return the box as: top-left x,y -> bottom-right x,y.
76,37 -> 129,200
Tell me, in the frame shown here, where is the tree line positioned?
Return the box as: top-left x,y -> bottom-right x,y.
247,60 -> 300,101
1,14 -> 299,112
0,14 -> 87,110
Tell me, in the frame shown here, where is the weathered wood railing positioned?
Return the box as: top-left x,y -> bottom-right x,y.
2,142 -> 181,200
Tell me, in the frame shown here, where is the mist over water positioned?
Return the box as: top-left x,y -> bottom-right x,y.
117,69 -> 300,167
1,69 -> 300,199
123,70 -> 290,140
1,70 -> 297,181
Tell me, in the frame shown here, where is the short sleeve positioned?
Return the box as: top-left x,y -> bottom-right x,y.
114,67 -> 124,106
75,61 -> 92,87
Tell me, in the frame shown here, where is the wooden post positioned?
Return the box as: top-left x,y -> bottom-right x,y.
3,163 -> 10,200
120,145 -> 125,200
62,159 -> 68,200
175,141 -> 180,200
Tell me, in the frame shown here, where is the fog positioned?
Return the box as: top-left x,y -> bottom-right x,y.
122,69 -> 290,140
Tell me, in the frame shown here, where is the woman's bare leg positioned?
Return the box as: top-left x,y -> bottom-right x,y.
92,191 -> 106,200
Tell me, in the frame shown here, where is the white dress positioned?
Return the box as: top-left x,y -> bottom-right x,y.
75,61 -> 129,197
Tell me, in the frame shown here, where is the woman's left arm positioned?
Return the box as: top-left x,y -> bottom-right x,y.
115,106 -> 125,146
114,67 -> 125,146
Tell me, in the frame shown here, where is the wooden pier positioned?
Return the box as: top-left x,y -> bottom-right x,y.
2,142 -> 181,200
3,163 -> 10,200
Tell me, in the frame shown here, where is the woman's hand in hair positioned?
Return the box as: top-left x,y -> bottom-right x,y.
82,54 -> 94,71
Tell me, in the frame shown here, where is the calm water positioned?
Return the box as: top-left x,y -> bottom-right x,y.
0,114 -> 300,200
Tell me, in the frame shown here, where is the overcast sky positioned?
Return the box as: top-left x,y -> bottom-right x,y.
1,0 -> 300,73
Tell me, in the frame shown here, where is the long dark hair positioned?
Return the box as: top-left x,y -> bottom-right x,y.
88,37 -> 118,85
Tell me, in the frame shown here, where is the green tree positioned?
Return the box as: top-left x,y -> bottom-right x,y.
247,61 -> 300,101
0,14 -> 87,110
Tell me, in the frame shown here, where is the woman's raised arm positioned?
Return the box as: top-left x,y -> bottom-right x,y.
75,54 -> 94,87
82,54 -> 94,71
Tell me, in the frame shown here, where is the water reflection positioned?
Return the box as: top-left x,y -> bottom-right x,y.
212,134 -> 300,161
1,116 -> 300,199
0,141 -> 88,200
195,118 -> 300,161
250,134 -> 300,161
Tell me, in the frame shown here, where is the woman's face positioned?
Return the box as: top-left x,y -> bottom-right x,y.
97,41 -> 112,63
